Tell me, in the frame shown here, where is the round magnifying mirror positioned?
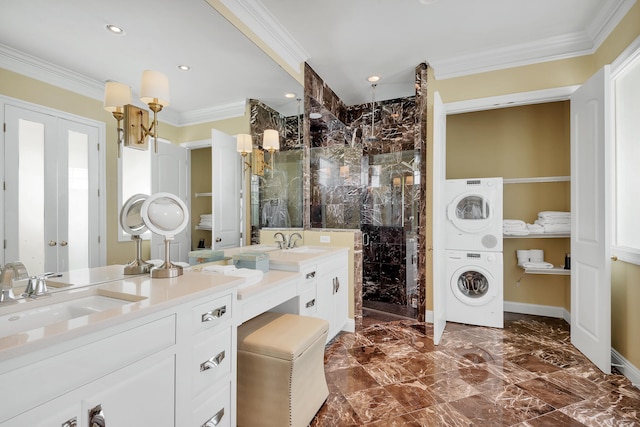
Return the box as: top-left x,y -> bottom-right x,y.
120,194 -> 148,235
141,192 -> 190,278
120,194 -> 153,275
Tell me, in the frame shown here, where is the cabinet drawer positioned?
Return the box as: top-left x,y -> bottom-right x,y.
0,315 -> 176,423
299,286 -> 317,316
193,382 -> 231,427
192,327 -> 232,397
192,293 -> 233,333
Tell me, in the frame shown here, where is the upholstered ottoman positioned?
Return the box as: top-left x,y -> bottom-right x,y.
237,312 -> 329,427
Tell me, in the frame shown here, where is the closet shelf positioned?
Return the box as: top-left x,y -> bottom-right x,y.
521,267 -> 570,275
195,225 -> 212,230
504,232 -> 570,239
195,192 -> 212,197
503,176 -> 570,184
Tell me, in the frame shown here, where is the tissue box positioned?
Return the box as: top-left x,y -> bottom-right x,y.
188,249 -> 225,265
233,252 -> 270,273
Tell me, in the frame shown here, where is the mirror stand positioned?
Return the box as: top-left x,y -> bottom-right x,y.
124,235 -> 152,275
150,237 -> 183,278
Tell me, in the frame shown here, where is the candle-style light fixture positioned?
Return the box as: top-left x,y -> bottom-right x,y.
103,69 -> 170,155
236,133 -> 253,172
263,129 -> 280,170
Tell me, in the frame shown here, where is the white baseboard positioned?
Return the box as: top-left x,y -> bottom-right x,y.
612,348 -> 640,389
342,318 -> 355,333
503,301 -> 571,322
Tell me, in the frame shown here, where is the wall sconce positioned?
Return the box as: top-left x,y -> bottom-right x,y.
103,70 -> 170,155
236,133 -> 253,172
263,129 -> 280,170
103,81 -> 132,158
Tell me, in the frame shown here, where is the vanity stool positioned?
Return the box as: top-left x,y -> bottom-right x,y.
237,311 -> 329,427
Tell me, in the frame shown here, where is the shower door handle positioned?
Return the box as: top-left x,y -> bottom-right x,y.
363,233 -> 370,247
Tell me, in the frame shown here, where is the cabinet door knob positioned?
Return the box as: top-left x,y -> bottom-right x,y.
48,240 -> 57,246
611,255 -> 618,261
89,404 -> 105,427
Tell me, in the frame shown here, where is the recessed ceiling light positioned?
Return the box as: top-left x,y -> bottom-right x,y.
178,65 -> 190,71
285,92 -> 297,98
367,75 -> 381,83
105,24 -> 125,35
309,112 -> 322,119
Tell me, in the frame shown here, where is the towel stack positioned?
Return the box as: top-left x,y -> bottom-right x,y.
516,249 -> 554,269
503,219 -> 528,236
198,213 -> 212,229
534,211 -> 570,234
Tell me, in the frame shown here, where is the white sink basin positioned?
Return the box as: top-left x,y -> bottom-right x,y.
0,291 -> 144,338
287,246 -> 328,254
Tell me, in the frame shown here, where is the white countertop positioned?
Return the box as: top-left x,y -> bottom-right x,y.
0,245 -> 349,360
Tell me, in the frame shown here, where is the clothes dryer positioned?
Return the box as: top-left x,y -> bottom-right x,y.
445,250 -> 503,328
445,177 -> 503,251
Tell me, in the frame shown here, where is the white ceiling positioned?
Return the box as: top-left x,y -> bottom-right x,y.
0,0 -> 635,125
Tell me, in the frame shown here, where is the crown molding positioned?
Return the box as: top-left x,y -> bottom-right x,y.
0,43 -> 246,127
433,0 -> 636,80
217,0 -> 309,71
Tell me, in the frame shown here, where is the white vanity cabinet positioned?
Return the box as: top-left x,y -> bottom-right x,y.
270,249 -> 349,342
0,286 -> 238,427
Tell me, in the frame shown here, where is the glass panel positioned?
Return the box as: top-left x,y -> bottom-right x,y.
456,271 -> 489,298
68,130 -> 89,270
455,196 -> 490,220
18,119 -> 45,274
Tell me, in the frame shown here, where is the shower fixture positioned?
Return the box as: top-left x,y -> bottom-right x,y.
366,83 -> 379,142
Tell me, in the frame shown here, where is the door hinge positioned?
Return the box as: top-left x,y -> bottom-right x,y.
97,143 -> 100,151
3,123 -> 6,133
98,235 -> 101,244
97,189 -> 100,197
3,240 -> 6,249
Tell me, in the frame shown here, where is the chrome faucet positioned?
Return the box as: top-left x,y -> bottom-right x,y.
274,232 -> 287,249
22,272 -> 55,299
0,262 -> 29,304
287,233 -> 303,249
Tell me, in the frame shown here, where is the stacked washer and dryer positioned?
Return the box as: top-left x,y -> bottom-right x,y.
444,177 -> 504,328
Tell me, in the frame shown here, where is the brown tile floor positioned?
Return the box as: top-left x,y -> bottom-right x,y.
311,311 -> 640,426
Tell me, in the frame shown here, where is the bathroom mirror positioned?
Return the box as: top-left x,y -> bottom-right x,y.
141,192 -> 189,278
120,194 -> 153,275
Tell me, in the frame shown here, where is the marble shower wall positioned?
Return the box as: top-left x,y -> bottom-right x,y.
304,63 -> 427,321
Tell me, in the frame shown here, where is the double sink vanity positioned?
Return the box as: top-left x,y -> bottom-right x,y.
0,244 -> 349,427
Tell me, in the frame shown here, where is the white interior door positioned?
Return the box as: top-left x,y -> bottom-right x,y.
151,141 -> 190,262
4,105 -> 101,274
211,129 -> 241,250
433,91 -> 447,344
570,66 -> 612,373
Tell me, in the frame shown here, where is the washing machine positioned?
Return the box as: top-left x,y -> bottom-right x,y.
445,177 -> 503,251
445,250 -> 503,328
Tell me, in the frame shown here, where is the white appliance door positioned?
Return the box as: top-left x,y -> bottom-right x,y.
211,129 -> 241,250
433,91 -> 447,345
151,141 -> 190,262
570,66 -> 612,373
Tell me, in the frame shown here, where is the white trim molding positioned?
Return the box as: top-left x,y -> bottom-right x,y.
612,348 -> 640,389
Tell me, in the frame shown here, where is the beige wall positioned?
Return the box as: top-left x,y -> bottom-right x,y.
428,1 -> 640,368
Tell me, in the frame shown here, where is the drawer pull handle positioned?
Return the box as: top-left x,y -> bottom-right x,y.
62,417 -> 77,427
305,298 -> 316,308
306,271 -> 316,279
202,306 -> 226,322
333,277 -> 340,294
203,408 -> 224,427
200,350 -> 225,371
89,404 -> 105,427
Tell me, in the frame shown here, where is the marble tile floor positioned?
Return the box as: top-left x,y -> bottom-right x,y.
311,312 -> 640,426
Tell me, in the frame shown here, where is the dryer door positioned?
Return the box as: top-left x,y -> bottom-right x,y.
447,193 -> 494,234
450,265 -> 497,307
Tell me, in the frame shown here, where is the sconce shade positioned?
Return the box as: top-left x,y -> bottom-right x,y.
104,81 -> 131,112
140,70 -> 170,107
236,134 -> 253,155
263,129 -> 280,151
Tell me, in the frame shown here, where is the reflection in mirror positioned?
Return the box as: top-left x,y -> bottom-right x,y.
249,100 -> 304,244
120,194 -> 152,274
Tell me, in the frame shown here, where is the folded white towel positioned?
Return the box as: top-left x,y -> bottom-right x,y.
503,219 -> 526,227
202,264 -> 237,273
521,261 -> 554,269
538,211 -> 571,219
526,223 -> 545,233
504,230 -> 529,236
